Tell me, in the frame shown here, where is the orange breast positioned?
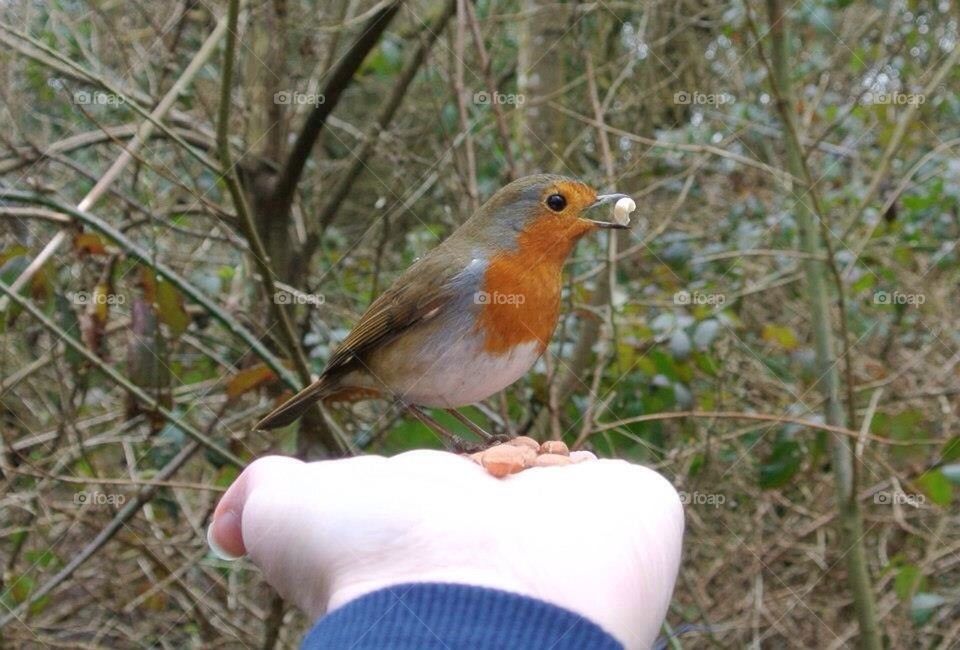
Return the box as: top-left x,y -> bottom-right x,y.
474,213 -> 594,354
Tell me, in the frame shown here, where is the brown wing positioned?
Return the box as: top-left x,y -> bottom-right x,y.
256,251 -> 471,430
323,252 -> 467,375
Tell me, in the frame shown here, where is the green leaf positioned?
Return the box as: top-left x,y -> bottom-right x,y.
155,279 -> 190,338
892,244 -> 913,266
941,437 -> 960,463
0,251 -> 29,285
894,564 -> 925,601
759,438 -> 802,489
916,470 -> 953,506
881,409 -> 923,438
214,465 -> 240,489
379,418 -> 445,454
761,323 -> 799,350
8,574 -> 34,603
73,458 -> 94,477
693,351 -> 720,376
25,549 -> 59,569
872,409 -> 926,462
29,594 -> 50,615
851,273 -> 875,293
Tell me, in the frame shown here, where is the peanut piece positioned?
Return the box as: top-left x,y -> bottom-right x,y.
506,435 -> 540,451
480,444 -> 526,477
532,453 -> 572,467
539,440 -> 569,456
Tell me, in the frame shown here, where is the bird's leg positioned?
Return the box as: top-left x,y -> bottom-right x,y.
401,403 -> 477,452
444,408 -> 494,442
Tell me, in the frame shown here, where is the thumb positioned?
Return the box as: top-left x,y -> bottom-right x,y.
206,454 -> 395,617
207,455 -> 305,560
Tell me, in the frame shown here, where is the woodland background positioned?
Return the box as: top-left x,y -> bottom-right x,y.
1,0 -> 959,647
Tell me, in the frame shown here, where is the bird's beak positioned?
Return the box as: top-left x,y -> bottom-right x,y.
584,193 -> 632,229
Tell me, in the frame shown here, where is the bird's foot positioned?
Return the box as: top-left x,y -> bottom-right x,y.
443,408 -> 497,442
402,404 -> 475,452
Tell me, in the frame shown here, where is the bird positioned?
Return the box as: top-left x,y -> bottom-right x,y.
256,174 -> 632,442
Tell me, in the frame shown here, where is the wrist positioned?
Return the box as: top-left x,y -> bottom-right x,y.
307,583 -> 624,650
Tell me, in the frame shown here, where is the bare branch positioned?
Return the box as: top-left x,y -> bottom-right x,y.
271,1 -> 403,212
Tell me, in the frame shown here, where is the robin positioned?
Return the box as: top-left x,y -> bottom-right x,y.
257,174 -> 632,441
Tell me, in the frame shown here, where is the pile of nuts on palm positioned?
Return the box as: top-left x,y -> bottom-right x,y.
465,437 -> 597,477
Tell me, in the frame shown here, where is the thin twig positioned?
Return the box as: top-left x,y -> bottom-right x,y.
271,1 -> 403,212
588,410 -> 944,447
306,0 -> 457,250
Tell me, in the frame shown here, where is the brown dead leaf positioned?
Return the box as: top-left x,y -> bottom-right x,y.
226,364 -> 278,399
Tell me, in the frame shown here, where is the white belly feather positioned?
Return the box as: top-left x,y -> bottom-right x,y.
389,338 -> 542,408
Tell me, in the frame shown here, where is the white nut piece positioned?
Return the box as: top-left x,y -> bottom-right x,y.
613,196 -> 636,225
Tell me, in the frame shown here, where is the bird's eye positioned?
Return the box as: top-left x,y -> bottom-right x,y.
546,194 -> 566,212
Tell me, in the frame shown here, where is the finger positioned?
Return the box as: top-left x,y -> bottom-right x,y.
207,455 -> 305,560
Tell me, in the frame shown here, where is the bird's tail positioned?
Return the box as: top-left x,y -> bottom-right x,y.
255,377 -> 334,430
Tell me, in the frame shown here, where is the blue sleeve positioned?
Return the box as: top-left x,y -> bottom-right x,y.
301,582 -> 623,649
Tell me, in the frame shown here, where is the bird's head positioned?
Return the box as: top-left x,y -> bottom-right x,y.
462,174 -> 631,260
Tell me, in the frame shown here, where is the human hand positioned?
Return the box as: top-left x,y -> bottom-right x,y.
207,450 -> 683,649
